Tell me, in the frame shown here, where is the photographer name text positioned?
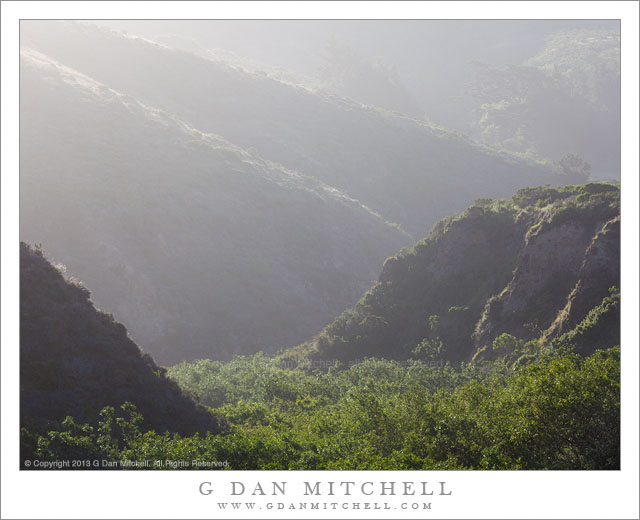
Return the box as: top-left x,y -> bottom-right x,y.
199,480 -> 452,497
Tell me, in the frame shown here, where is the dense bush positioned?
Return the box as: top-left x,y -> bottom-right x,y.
22,345 -> 619,470
552,287 -> 620,356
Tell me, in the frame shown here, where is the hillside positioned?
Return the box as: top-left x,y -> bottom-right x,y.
20,50 -> 409,364
20,242 -> 219,437
287,183 -> 620,367
470,28 -> 620,179
21,238 -> 619,470
20,21 -> 577,239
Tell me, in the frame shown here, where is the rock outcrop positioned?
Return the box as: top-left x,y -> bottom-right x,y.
543,216 -> 620,347
473,199 -> 619,357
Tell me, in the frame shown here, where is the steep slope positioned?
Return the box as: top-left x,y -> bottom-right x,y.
20,242 -> 219,435
288,184 -> 619,366
20,50 -> 409,364
473,187 -> 620,353
20,20 -> 577,239
543,215 -> 620,356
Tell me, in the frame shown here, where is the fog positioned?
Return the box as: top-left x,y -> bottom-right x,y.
96,19 -> 619,129
20,19 -> 620,364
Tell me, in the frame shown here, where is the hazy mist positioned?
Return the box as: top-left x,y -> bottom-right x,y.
96,20 -> 619,130
20,19 -> 620,364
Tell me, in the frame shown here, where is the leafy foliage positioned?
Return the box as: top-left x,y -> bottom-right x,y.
22,345 -> 620,470
552,287 -> 620,356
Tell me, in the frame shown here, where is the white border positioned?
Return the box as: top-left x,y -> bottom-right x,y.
2,2 -> 638,519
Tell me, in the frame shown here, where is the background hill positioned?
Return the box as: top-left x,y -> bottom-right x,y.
20,49 -> 409,363
469,29 -> 620,179
95,20 -> 619,131
21,21 -> 572,239
92,20 -> 621,180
